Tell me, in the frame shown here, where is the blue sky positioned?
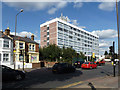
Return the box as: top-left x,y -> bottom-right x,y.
1,1 -> 119,55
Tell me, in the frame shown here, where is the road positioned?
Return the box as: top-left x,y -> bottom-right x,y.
2,62 -> 118,89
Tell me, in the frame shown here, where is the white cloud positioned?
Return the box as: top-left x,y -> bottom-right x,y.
74,2 -> 83,8
98,2 -> 116,11
48,2 -> 67,14
10,31 -> 41,44
4,2 -> 67,14
91,29 -> 118,39
99,40 -> 112,47
10,31 -> 37,38
48,8 -> 57,14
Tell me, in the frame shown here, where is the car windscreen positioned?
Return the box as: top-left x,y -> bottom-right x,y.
53,64 -> 59,67
84,62 -> 89,64
60,63 -> 68,67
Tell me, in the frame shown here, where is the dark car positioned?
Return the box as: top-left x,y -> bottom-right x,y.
73,61 -> 84,68
52,63 -> 76,74
2,65 -> 25,81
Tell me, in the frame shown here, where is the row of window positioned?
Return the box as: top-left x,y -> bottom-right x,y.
58,30 -> 98,42
58,44 -> 99,54
58,22 -> 98,39
58,37 -> 99,46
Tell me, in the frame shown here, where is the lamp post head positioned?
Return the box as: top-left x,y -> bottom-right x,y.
20,9 -> 23,12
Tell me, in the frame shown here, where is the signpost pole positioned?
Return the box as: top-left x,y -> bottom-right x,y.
113,42 -> 116,77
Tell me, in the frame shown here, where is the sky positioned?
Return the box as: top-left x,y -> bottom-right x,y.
1,1 -> 120,55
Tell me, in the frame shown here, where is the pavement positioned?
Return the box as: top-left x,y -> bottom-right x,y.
73,76 -> 119,88
50,76 -> 119,90
18,66 -> 52,72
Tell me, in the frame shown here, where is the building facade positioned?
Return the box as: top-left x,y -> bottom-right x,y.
0,30 -> 13,66
40,17 -> 99,57
3,28 -> 39,64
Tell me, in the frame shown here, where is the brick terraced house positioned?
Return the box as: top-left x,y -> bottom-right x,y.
3,28 -> 39,69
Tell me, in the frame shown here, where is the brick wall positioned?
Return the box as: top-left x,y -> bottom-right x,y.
35,44 -> 39,52
32,63 -> 40,68
40,22 -> 57,48
40,26 -> 47,48
49,22 -> 57,45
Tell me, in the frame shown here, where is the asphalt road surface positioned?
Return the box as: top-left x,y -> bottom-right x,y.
2,62 -> 118,89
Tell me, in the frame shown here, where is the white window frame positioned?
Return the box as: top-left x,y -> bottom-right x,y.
3,40 -> 9,48
3,53 -> 9,62
19,43 -> 24,49
32,45 -> 35,51
29,44 -> 31,50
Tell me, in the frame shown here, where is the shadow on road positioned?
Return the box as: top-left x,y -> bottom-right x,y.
2,68 -> 83,88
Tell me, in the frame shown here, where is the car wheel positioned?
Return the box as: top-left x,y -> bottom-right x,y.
90,67 -> 92,69
16,74 -> 22,80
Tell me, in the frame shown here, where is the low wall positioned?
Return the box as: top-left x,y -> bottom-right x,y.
15,62 -> 32,69
104,59 -> 111,62
32,63 -> 40,68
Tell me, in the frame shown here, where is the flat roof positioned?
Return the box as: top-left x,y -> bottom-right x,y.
40,18 -> 99,38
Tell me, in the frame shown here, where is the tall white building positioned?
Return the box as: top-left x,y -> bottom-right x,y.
40,16 -> 99,57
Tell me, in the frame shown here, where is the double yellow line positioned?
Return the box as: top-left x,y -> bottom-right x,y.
50,81 -> 83,90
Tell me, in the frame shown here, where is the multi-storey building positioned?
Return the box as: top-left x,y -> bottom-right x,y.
0,30 -> 13,66
40,16 -> 99,57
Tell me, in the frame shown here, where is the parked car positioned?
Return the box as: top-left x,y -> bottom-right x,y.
81,62 -> 97,69
2,65 -> 25,81
96,60 -> 105,66
73,61 -> 84,68
52,63 -> 76,74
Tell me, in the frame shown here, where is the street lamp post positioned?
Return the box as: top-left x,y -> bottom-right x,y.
116,0 -> 120,76
14,9 -> 23,69
15,9 -> 23,36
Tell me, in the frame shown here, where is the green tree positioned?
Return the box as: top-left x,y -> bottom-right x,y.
79,52 -> 86,59
62,47 -> 77,64
42,44 -> 62,62
104,51 -> 108,55
39,47 -> 44,60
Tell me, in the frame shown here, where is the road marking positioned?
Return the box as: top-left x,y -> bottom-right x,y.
50,81 -> 83,90
58,81 -> 83,88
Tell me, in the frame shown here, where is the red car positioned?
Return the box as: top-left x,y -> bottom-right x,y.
81,62 -> 97,69
96,60 -> 105,66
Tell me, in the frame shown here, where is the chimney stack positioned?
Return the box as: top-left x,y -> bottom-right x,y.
1,29 -> 3,33
5,27 -> 10,36
31,34 -> 34,40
